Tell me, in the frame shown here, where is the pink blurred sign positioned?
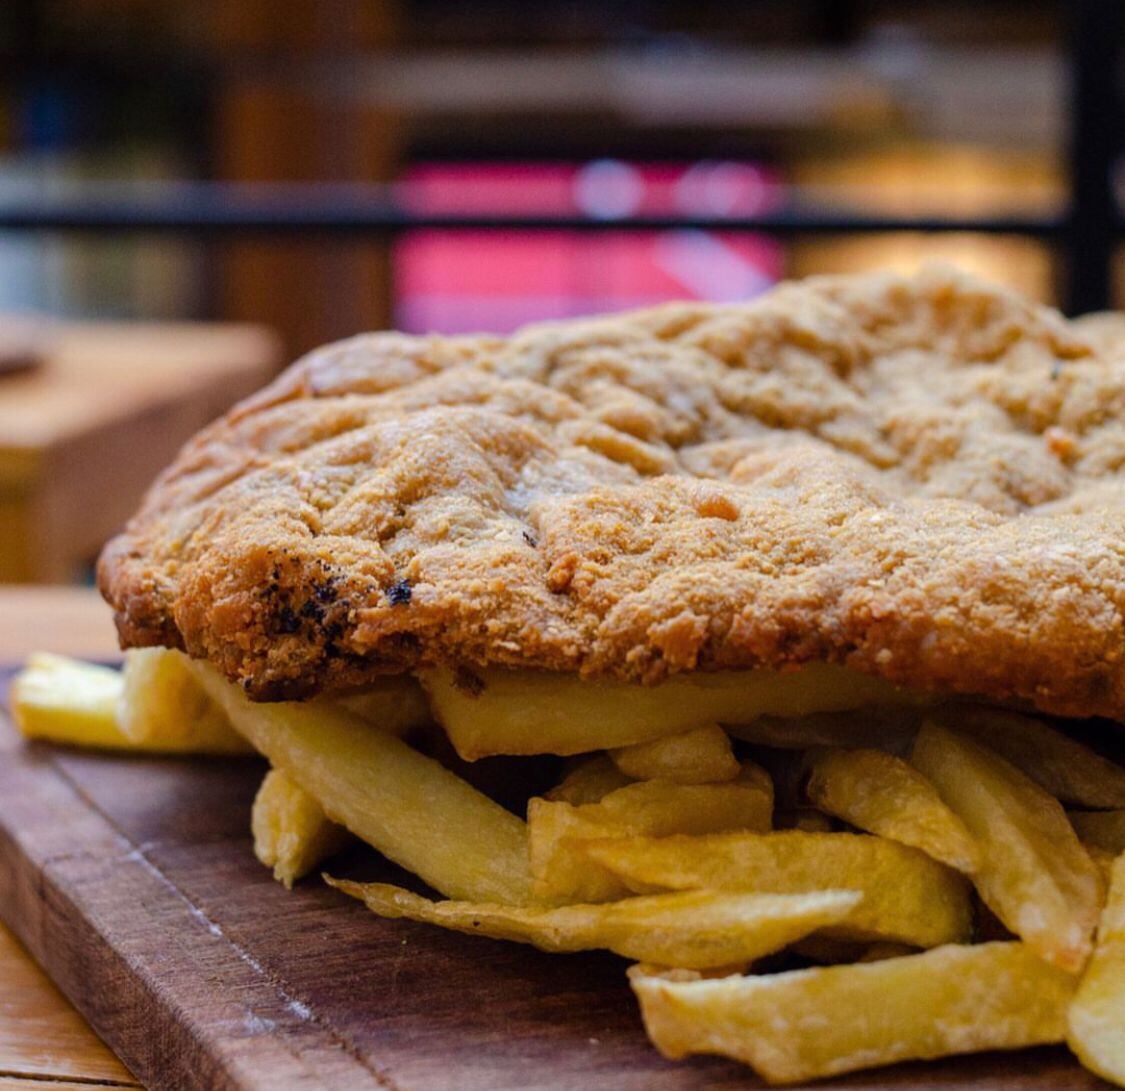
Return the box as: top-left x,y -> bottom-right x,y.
394,160 -> 784,334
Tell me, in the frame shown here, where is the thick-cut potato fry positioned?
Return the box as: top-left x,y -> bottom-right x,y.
588,830 -> 971,948
529,767 -> 773,903
120,647 -> 251,753
912,723 -> 1103,973
726,707 -> 918,751
1070,810 -> 1125,857
11,651 -> 247,754
805,748 -> 980,873
192,663 -> 533,904
421,663 -> 914,759
630,941 -> 1076,1085
790,936 -> 915,965
252,768 -> 351,888
10,653 -> 132,749
546,755 -> 634,805
774,808 -> 836,833
1087,846 -> 1119,889
610,724 -> 739,784
333,676 -> 431,737
328,878 -> 861,970
951,706 -> 1125,809
1069,853 -> 1125,1087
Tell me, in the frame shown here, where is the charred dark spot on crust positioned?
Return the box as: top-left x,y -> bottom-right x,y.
522,530 -> 539,548
298,598 -> 322,621
387,579 -> 413,606
452,665 -> 485,697
276,605 -> 301,634
313,579 -> 339,604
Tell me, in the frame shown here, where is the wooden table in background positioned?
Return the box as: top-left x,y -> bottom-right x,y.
0,586 -> 138,1089
0,322 -> 280,582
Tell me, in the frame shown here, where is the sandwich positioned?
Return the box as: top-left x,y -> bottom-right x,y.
14,266 -> 1125,1085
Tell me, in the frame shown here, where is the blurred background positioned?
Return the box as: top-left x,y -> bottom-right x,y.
0,0 -> 1121,584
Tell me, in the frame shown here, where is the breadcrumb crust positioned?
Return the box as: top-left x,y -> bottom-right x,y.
98,267 -> 1125,716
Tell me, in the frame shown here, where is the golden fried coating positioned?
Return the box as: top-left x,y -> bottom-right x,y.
98,267 -> 1125,715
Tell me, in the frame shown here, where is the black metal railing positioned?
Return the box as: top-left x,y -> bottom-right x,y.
0,0 -> 1117,315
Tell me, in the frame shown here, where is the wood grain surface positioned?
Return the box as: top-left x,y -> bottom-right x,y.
0,590 -> 1111,1090
0,321 -> 279,581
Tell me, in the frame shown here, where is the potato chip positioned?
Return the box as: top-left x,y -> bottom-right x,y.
610,724 -> 739,784
587,830 -> 971,948
630,941 -> 1076,1084
912,723 -> 1103,972
328,878 -> 861,970
805,747 -> 979,873
1068,853 -> 1125,1087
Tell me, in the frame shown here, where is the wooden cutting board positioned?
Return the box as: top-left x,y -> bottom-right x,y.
0,665 -> 1108,1091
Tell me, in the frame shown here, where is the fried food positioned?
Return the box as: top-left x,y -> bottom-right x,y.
912,723 -> 1103,972
1070,810 -> 1125,856
952,706 -> 1125,808
1068,853 -> 1125,1087
587,830 -> 972,948
193,663 -> 533,904
98,268 -> 1125,724
529,767 -> 773,903
630,942 -> 1077,1084
545,755 -> 633,804
252,768 -> 350,887
328,879 -> 861,970
423,663 -> 911,759
11,651 -> 249,754
609,724 -> 739,784
11,653 -> 133,750
119,647 -> 250,753
805,747 -> 980,873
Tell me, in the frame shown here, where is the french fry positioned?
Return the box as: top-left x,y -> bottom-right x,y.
10,653 -> 133,750
327,878 -> 861,970
11,651 -> 249,754
1070,810 -> 1125,857
912,723 -> 1103,972
529,766 -> 773,904
1087,846 -> 1118,889
1068,853 -> 1125,1087
545,755 -> 633,804
192,663 -> 533,904
421,663 -> 915,759
333,676 -> 431,737
630,941 -> 1077,1085
790,936 -> 914,965
610,724 -> 739,784
805,748 -> 980,873
951,706 -> 1125,809
587,830 -> 971,948
119,647 -> 251,753
773,808 -> 836,833
252,768 -> 351,888
726,707 -> 918,751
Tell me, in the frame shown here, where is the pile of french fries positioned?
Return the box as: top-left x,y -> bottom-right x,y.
10,650 -> 1125,1086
